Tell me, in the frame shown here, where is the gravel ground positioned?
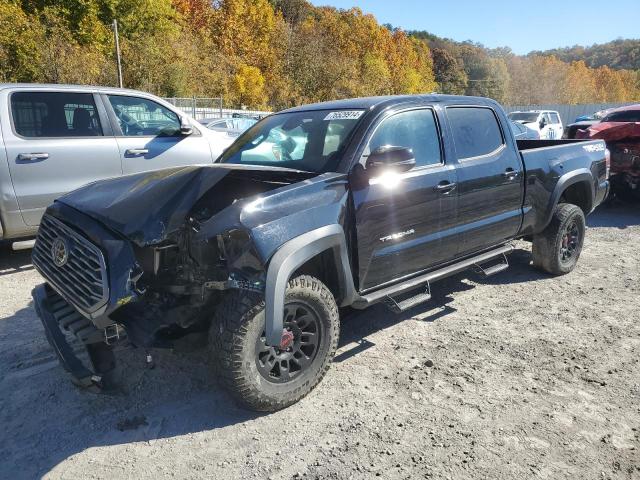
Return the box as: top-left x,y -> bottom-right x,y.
0,204 -> 639,480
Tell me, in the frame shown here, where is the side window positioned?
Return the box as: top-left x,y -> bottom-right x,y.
11,91 -> 103,138
551,113 -> 561,125
108,95 -> 180,137
366,109 -> 441,168
447,107 -> 504,160
208,119 -> 229,129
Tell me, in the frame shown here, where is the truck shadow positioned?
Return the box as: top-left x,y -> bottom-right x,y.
336,245 -> 543,363
0,247 -> 33,276
587,201 -> 640,228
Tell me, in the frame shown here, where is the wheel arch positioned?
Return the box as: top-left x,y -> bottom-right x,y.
542,169 -> 594,230
264,224 -> 357,345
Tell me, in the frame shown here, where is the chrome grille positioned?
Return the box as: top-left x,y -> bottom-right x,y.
33,214 -> 108,315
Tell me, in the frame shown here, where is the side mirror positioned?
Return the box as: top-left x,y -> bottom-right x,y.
365,146 -> 416,174
539,119 -> 546,129
180,117 -> 193,136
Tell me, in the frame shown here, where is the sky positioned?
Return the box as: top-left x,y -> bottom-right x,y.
308,0 -> 640,55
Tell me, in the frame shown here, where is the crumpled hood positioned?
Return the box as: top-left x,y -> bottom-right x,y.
58,164 -> 316,246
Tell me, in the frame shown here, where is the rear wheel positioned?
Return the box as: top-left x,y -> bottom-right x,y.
212,275 -> 339,411
532,203 -> 586,275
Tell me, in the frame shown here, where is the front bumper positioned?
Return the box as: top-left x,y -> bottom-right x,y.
32,284 -> 116,392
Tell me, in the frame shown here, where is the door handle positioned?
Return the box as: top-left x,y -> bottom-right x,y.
435,181 -> 457,193
502,168 -> 520,179
125,148 -> 149,156
17,152 -> 49,162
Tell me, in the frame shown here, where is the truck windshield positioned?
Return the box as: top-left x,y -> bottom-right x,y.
509,112 -> 539,123
218,110 -> 364,173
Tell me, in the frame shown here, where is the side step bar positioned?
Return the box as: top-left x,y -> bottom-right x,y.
475,253 -> 509,277
352,244 -> 513,310
383,284 -> 432,313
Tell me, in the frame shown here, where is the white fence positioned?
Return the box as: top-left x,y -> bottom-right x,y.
163,97 -> 638,126
503,102 -> 636,126
162,97 -> 271,120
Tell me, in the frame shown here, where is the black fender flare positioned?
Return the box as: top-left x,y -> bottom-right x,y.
541,168 -> 594,230
264,224 -> 357,346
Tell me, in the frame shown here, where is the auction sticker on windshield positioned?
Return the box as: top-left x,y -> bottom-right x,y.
324,111 -> 364,121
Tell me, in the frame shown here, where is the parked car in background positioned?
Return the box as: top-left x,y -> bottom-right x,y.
31,94 -> 609,412
0,84 -> 231,247
206,117 -> 258,138
508,110 -> 563,139
509,120 -> 540,140
564,108 -> 615,139
576,104 -> 640,200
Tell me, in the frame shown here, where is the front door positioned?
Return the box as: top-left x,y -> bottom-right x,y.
2,90 -> 121,226
352,107 -> 458,291
104,94 -> 213,175
445,106 -> 523,257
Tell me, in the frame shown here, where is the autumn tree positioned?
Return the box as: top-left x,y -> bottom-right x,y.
431,47 -> 468,94
1,0 -> 639,108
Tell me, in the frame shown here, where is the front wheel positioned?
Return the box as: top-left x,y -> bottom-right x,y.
212,275 -> 339,411
532,203 -> 586,275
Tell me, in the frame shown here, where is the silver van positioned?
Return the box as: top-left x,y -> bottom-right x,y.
0,84 -> 233,246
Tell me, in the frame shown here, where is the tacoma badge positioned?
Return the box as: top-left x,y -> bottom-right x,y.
379,228 -> 415,243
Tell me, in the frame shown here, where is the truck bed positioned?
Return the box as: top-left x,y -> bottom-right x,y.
516,137 -> 608,237
516,139 -> 591,151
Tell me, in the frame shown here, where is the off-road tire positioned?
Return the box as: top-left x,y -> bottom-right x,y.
532,203 -> 586,275
211,275 -> 339,411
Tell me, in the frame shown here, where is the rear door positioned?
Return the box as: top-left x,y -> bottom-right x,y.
445,105 -> 523,257
2,89 -> 121,226
104,94 -> 213,174
352,107 -> 458,291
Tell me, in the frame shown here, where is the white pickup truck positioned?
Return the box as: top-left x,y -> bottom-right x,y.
508,110 -> 564,140
0,84 -> 233,247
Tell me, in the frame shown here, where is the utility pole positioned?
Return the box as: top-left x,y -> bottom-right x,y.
112,19 -> 123,88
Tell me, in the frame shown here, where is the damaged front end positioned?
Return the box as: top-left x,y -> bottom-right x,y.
31,164 -> 345,390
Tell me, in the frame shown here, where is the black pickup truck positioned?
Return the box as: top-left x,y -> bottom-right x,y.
31,95 -> 609,411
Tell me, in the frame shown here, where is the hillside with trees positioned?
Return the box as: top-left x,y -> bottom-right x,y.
0,0 -> 638,108
411,31 -> 640,105
531,39 -> 640,71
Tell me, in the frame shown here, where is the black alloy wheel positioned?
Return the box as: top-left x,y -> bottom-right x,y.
255,302 -> 321,383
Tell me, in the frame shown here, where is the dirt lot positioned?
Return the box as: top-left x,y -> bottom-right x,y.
0,204 -> 639,480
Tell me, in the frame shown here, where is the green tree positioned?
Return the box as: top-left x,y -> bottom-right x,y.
431,47 -> 468,94
0,0 -> 42,82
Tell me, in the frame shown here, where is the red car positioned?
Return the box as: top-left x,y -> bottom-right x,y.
577,104 -> 640,200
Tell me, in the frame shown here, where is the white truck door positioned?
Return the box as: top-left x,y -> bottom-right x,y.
550,112 -> 563,139
540,113 -> 554,139
2,89 -> 122,226
104,94 -> 214,175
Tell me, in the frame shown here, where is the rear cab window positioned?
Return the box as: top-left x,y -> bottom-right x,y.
446,106 -> 505,160
10,91 -> 103,138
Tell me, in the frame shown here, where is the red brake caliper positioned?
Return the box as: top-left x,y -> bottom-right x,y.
279,330 -> 294,350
